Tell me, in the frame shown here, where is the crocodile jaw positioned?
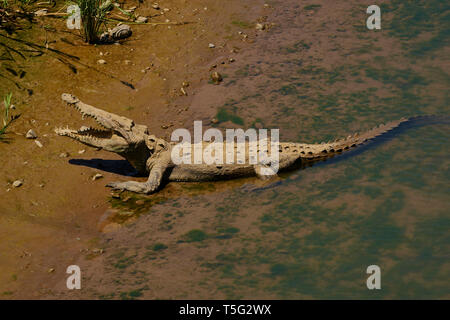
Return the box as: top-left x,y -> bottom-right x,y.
61,93 -> 134,133
56,93 -> 135,152
55,126 -> 129,153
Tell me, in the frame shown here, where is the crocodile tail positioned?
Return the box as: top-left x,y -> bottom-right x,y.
296,117 -> 411,160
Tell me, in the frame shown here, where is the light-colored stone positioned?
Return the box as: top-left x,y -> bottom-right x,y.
97,59 -> 107,64
136,16 -> 148,23
13,180 -> 23,188
34,140 -> 43,148
208,43 -> 216,48
211,72 -> 223,84
256,23 -> 266,31
92,173 -> 103,181
26,129 -> 37,139
34,9 -> 48,16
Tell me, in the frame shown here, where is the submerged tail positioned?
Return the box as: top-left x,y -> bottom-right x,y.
295,116 -> 441,161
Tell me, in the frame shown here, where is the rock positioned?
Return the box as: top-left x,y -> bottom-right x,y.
78,149 -> 85,154
97,59 -> 107,64
47,268 -> 55,273
92,248 -> 104,254
208,43 -> 216,48
112,24 -> 132,39
229,58 -> 235,63
59,152 -> 69,158
111,193 -> 121,199
34,140 -> 43,148
99,24 -> 132,43
12,180 -> 23,188
92,173 -> 103,181
180,87 -> 187,96
34,9 -> 48,16
136,16 -> 148,23
124,60 -> 132,65
182,81 -> 189,88
135,200 -> 145,205
211,118 -> 219,124
211,72 -> 223,84
256,23 -> 266,31
152,3 -> 160,10
26,129 -> 37,139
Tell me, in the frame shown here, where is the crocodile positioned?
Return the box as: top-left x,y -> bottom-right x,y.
55,93 -> 412,194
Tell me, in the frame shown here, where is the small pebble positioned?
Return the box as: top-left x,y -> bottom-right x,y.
92,173 -> 103,181
35,140 -> 43,148
26,129 -> 37,139
211,72 -> 223,84
97,59 -> 107,64
59,152 -> 69,158
256,23 -> 266,31
13,180 -> 23,188
78,149 -> 85,154
136,16 -> 148,23
208,43 -> 216,48
34,9 -> 48,16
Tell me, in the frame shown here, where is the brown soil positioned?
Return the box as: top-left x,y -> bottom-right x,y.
0,0 -> 266,298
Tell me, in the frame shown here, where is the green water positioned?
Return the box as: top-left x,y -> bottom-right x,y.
98,0 -> 449,299
199,0 -> 450,299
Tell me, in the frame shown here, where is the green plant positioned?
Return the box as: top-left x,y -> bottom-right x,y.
0,92 -> 13,139
74,0 -> 113,43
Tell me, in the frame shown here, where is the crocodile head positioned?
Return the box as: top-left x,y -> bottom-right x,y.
55,93 -> 151,173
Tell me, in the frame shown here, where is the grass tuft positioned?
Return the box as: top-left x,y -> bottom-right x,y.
74,0 -> 113,43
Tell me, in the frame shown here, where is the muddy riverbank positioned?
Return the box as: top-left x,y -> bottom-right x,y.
1,0 -> 449,299
0,0 -> 266,298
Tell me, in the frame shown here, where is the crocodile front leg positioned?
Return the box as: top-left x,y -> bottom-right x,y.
106,149 -> 172,194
